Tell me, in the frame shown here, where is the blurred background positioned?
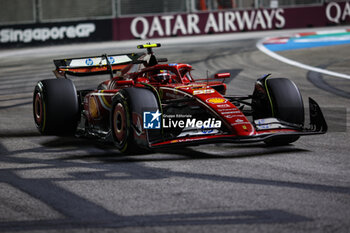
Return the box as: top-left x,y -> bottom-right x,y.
0,0 -> 336,25
0,0 -> 348,48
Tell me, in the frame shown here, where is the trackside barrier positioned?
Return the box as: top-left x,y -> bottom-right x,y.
0,2 -> 349,48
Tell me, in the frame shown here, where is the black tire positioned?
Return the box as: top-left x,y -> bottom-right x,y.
264,78 -> 304,145
33,79 -> 79,135
110,88 -> 159,154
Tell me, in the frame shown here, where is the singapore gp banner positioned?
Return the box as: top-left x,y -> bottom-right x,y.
0,19 -> 112,48
113,1 -> 350,40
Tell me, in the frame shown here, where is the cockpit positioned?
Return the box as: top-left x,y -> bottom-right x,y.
139,64 -> 194,85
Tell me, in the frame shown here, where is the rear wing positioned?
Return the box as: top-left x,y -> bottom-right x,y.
53,53 -> 144,78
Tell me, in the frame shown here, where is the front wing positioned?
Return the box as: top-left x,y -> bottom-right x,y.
149,98 -> 327,148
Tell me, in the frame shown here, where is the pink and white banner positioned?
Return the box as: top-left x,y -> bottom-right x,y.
113,1 -> 350,40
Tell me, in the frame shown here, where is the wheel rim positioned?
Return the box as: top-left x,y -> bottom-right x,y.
34,92 -> 43,125
113,103 -> 126,143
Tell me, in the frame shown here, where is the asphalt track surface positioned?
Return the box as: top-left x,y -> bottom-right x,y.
0,28 -> 349,232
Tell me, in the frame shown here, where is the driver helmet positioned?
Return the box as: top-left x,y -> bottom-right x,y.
151,70 -> 171,83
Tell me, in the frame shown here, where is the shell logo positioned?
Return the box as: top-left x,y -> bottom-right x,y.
206,97 -> 227,104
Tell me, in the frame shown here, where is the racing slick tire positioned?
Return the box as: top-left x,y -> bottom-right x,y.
33,79 -> 79,135
264,78 -> 304,145
111,88 -> 159,154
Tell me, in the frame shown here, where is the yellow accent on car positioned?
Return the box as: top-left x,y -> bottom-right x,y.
137,43 -> 161,49
206,97 -> 227,104
100,90 -> 112,108
89,96 -> 99,118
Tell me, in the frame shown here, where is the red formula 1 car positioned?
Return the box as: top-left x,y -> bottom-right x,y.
33,43 -> 327,153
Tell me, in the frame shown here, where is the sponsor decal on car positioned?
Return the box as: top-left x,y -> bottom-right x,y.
224,115 -> 235,119
70,55 -> 132,67
175,84 -> 204,89
217,104 -> 232,108
193,88 -> 215,95
85,58 -> 94,66
201,126 -> 215,134
254,117 -> 287,130
231,118 -> 249,126
108,56 -> 115,64
221,110 -> 242,115
206,97 -> 227,104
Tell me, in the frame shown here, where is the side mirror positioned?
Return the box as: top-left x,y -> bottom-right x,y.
214,73 -> 231,79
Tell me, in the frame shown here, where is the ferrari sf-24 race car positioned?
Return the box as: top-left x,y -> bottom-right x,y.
33,43 -> 327,153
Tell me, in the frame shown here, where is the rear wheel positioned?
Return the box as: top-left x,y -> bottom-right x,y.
111,92 -> 134,153
33,79 -> 79,135
254,78 -> 304,145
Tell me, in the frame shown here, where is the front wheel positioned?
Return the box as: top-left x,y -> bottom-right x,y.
253,77 -> 304,146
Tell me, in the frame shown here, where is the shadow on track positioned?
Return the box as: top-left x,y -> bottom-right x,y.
39,136 -> 310,162
0,134 -> 349,232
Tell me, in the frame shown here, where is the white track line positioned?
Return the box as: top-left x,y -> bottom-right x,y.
256,38 -> 350,80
